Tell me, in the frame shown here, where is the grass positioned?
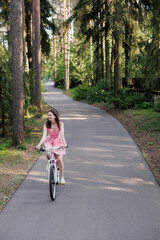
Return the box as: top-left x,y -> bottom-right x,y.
126,109 -> 160,141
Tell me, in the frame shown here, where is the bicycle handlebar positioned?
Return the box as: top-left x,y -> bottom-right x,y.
40,146 -> 68,152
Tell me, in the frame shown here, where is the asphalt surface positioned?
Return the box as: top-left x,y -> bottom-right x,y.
0,81 -> 160,240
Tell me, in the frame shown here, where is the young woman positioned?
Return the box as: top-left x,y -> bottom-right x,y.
36,109 -> 67,184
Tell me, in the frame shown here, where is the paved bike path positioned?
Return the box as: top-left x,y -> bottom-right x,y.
0,81 -> 160,240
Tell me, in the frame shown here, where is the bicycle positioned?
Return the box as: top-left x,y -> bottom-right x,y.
40,146 -> 64,201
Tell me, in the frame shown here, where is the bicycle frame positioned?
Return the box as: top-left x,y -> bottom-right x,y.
40,146 -> 66,201
41,147 -> 61,181
48,151 -> 59,183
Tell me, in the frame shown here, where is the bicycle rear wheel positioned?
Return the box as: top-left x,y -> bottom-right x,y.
49,165 -> 56,201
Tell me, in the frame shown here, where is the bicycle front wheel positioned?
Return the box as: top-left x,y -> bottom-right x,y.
49,165 -> 56,201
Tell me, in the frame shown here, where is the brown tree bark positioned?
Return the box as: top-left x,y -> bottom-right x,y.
95,0 -> 100,84
105,0 -> 111,88
100,0 -> 105,81
64,0 -> 69,90
124,0 -> 130,87
31,0 -> 36,102
10,0 -> 24,146
67,0 -> 70,89
59,0 -> 64,54
54,35 -> 57,85
34,0 -> 42,112
113,0 -> 123,97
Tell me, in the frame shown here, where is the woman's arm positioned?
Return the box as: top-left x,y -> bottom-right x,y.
60,122 -> 67,147
36,124 -> 47,150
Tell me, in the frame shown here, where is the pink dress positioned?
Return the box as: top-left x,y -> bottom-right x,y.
44,125 -> 66,155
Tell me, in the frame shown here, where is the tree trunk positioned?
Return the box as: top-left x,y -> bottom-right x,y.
100,0 -> 105,82
64,0 -> 69,90
10,0 -> 24,146
105,0 -> 111,88
124,0 -> 130,87
106,39 -> 110,87
110,37 -> 114,87
114,34 -> 122,97
0,82 -> 5,137
67,0 -> 70,89
31,0 -> 36,102
113,1 -> 122,97
34,0 -> 42,112
95,0 -> 100,84
54,35 -> 57,85
23,0 -> 29,117
59,0 -> 64,54
25,1 -> 32,70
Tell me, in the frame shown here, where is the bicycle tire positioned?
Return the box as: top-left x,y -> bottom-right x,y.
49,165 -> 56,201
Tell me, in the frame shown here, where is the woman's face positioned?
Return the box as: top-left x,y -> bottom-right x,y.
48,112 -> 56,122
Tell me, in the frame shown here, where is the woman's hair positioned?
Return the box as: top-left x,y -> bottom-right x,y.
46,109 -> 60,129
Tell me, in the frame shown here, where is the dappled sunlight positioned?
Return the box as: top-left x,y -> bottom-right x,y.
65,162 -> 155,194
27,170 -> 48,183
27,176 -> 48,183
66,173 -> 155,193
73,146 -> 133,152
81,160 -> 129,168
117,177 -> 155,186
94,135 -> 133,142
66,179 -> 136,193
72,146 -> 139,158
61,117 -> 88,120
100,174 -> 155,186
29,171 -> 46,177
43,92 -> 62,95
103,162 -> 145,169
72,176 -> 115,185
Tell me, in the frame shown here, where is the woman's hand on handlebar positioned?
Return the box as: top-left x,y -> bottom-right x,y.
35,146 -> 40,151
62,145 -> 68,150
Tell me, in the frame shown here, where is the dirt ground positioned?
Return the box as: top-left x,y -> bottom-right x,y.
93,103 -> 160,185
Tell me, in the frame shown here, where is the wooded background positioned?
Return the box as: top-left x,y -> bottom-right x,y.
0,0 -> 160,146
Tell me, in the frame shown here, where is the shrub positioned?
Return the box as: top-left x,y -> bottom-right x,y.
16,144 -> 27,151
86,87 -> 109,103
154,99 -> 160,112
70,85 -> 154,110
71,84 -> 90,100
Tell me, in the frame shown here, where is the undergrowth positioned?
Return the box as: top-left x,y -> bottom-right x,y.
70,84 -> 160,112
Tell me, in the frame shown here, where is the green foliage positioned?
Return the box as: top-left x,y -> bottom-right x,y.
55,54 -> 65,88
0,42 -> 12,122
154,99 -> 160,112
70,85 -> 156,111
86,87 -> 111,104
69,39 -> 95,87
110,89 -> 151,109
70,84 -> 90,100
16,144 -> 27,151
0,138 -> 12,151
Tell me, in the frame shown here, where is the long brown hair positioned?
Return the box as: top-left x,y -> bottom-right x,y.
46,109 -> 60,129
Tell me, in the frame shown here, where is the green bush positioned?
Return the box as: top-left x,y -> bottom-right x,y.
70,85 -> 154,110
71,84 -> 90,100
109,89 -> 151,109
86,87 -> 109,104
154,99 -> 160,112
0,138 -> 12,151
16,144 -> 27,151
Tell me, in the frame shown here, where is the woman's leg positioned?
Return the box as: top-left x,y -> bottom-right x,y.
57,154 -> 64,178
46,153 -> 51,160
45,143 -> 52,160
